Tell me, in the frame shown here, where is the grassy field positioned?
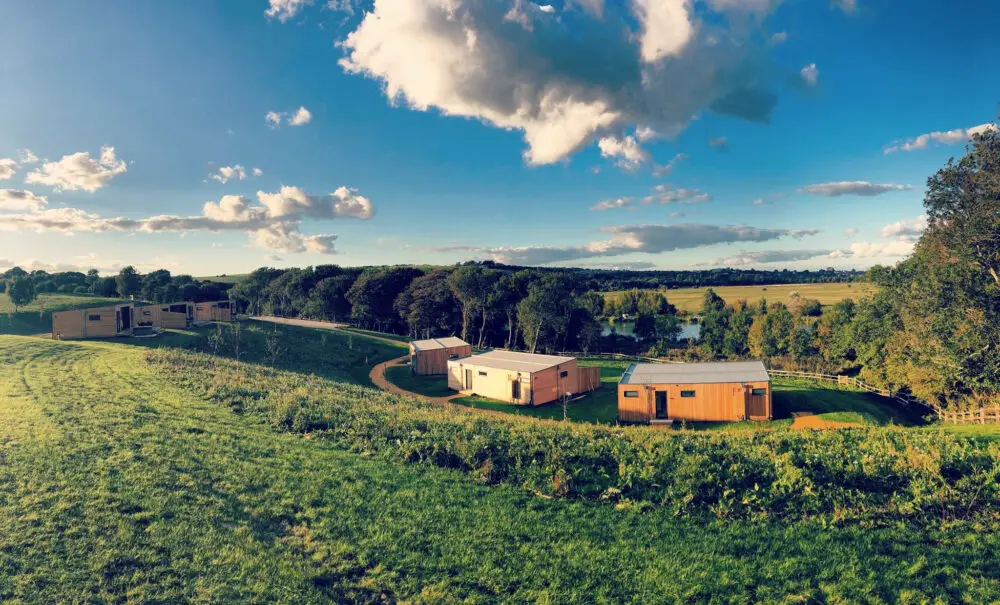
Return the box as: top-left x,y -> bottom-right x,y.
385,364 -> 455,397
0,293 -> 127,336
194,274 -> 248,283
605,282 -> 879,314
2,327 -> 1000,600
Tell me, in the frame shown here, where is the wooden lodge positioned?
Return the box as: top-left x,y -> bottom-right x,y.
409,337 -> 471,375
52,303 -> 137,340
193,300 -> 233,323
618,361 -> 772,424
447,350 -> 600,406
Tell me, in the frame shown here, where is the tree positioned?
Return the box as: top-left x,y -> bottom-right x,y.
578,316 -> 602,354
633,313 -> 656,344
140,269 -> 172,303
577,291 -> 605,319
491,271 -> 530,349
447,266 -> 499,347
7,276 -> 36,312
816,299 -> 856,363
748,303 -> 794,358
699,289 -> 731,357
724,300 -> 754,357
94,277 -> 118,297
516,274 -> 575,353
395,271 -> 461,338
116,266 -> 141,298
304,274 -> 355,322
347,267 -> 423,332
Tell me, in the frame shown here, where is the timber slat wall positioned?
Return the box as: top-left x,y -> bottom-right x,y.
577,367 -> 601,393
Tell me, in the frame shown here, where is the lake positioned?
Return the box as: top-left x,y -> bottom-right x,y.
602,320 -> 700,341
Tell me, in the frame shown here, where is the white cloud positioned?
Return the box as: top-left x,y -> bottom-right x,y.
847,240 -> 914,258
266,107 -> 313,127
266,0 -> 313,22
337,0 -> 786,166
711,249 -> 839,266
210,165 -> 248,184
0,185 -> 374,255
798,181 -> 912,197
635,126 -> 659,142
537,4 -> 556,14
769,31 -> 787,45
708,136 -> 729,151
266,111 -> 283,128
652,152 -> 688,178
18,149 -> 39,164
252,167 -> 264,177
643,183 -> 711,204
289,106 -> 312,126
800,63 -> 819,87
884,123 -> 996,154
598,135 -> 649,172
450,223 -> 819,265
590,197 -> 635,211
0,159 -> 17,181
879,215 -> 927,240
25,146 -> 127,193
751,198 -> 769,205
0,189 -> 48,211
835,0 -> 857,14
844,226 -> 859,236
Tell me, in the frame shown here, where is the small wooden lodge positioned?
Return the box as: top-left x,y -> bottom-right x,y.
194,300 -> 233,323
150,302 -> 195,329
618,361 -> 772,424
447,350 -> 601,406
409,337 -> 471,375
52,303 -> 137,340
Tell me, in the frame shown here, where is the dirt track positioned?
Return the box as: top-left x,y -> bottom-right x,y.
790,412 -> 862,430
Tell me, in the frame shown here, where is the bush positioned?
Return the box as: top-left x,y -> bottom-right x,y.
149,348 -> 1000,523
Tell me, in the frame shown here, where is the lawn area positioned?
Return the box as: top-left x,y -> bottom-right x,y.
384,364 -> 455,398
2,333 -> 1000,601
338,326 -> 413,343
605,282 -> 879,314
0,293 -> 127,336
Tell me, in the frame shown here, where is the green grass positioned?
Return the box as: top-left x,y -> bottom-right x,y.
384,365 -> 455,398
194,274 -> 248,283
0,293 -> 128,336
605,282 -> 879,314
338,326 -> 413,342
2,334 -> 1000,601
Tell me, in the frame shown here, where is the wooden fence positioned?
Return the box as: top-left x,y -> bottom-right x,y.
939,407 -> 1000,425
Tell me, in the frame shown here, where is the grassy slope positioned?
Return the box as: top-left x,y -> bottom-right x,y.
384,365 -> 455,398
2,335 -> 1000,602
605,282 -> 879,314
0,293 -> 128,336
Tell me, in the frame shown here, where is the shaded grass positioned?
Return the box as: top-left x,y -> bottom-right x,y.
338,326 -> 413,343
2,335 -> 1000,601
384,365 -> 455,398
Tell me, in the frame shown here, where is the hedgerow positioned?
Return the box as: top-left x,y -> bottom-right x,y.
149,348 -> 1000,523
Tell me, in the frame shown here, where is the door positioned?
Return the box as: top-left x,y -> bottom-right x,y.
654,390 -> 668,419
511,379 -> 521,402
465,369 -> 473,391
748,387 -> 768,418
118,306 -> 132,332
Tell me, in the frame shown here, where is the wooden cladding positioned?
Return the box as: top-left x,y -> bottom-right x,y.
618,380 -> 772,423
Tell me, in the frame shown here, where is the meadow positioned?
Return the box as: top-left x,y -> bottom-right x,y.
605,282 -> 879,314
2,324 -> 1000,601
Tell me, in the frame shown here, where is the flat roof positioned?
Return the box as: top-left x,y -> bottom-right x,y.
410,336 -> 470,352
620,361 -> 770,385
451,350 -> 575,373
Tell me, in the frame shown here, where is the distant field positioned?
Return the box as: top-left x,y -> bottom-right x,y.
0,293 -> 127,336
605,282 -> 878,314
194,274 -> 247,284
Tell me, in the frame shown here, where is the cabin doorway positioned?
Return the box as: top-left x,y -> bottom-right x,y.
747,387 -> 768,419
511,379 -> 521,401
117,306 -> 132,333
465,369 -> 473,391
654,391 -> 668,419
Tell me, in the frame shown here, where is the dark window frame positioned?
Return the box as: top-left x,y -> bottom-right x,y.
680,390 -> 696,398
87,314 -> 101,321
752,388 -> 767,396
623,390 -> 639,398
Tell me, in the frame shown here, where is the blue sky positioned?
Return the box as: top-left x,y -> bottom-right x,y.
0,0 -> 997,275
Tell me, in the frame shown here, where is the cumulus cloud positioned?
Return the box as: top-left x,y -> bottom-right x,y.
252,167 -> 264,177
0,189 -> 48,211
25,146 -> 127,193
210,165 -> 248,184
0,158 -> 19,181
798,181 -> 912,197
846,240 -> 915,258
0,185 -> 374,255
884,123 -> 996,154
835,0 -> 857,14
591,197 -> 635,211
879,215 -> 927,240
751,198 -> 770,205
598,135 -> 650,172
769,31 -> 787,44
708,136 -> 729,152
266,0 -> 313,22
337,0 -> 790,165
266,107 -> 313,127
844,226 -> 859,236
711,249 -> 839,266
635,126 -> 659,142
800,63 -> 819,87
447,223 -> 819,265
579,261 -> 659,270
19,149 -> 39,164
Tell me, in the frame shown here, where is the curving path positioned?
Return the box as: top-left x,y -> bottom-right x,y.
789,411 -> 862,430
368,356 -> 465,405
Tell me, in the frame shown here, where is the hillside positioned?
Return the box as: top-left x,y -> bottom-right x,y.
2,326 -> 999,601
0,293 -> 128,336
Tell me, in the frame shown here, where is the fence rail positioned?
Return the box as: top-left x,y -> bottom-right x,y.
940,407 -> 1000,425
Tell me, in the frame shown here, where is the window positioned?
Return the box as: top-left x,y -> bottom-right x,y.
161,308 -> 169,312
478,371 -> 488,377
169,304 -> 187,313
88,314 -> 101,321
623,390 -> 639,398
218,302 -> 230,309
143,311 -> 151,317
560,371 -> 569,378
680,390 -> 696,398
512,380 -> 521,400
752,388 -> 767,396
